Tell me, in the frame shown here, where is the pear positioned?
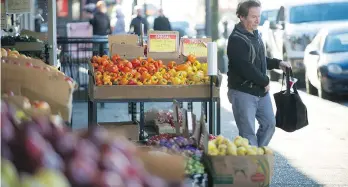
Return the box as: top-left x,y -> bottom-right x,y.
250,146 -> 258,152
208,141 -> 218,155
215,135 -> 225,146
241,138 -> 249,147
226,141 -> 237,156
257,148 -> 265,155
262,146 -> 274,155
1,159 -> 20,187
34,168 -> 70,187
246,147 -> 257,155
233,136 -> 243,147
237,146 -> 247,156
21,174 -> 44,187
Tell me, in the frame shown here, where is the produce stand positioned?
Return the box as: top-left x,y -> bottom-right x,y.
1,35 -> 50,64
87,33 -> 222,140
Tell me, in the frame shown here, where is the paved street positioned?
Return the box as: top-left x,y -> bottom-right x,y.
72,75 -> 348,187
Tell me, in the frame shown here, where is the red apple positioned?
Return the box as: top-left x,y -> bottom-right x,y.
66,156 -> 98,186
94,171 -> 125,187
54,132 -> 78,159
25,62 -> 33,67
32,101 -> 50,110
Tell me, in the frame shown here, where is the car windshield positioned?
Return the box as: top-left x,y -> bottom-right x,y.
324,32 -> 348,53
289,2 -> 348,24
260,10 -> 278,25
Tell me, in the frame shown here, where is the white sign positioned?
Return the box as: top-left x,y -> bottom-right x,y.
1,0 -> 7,29
6,0 -> 31,13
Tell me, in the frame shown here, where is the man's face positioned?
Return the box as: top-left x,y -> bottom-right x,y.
241,6 -> 261,31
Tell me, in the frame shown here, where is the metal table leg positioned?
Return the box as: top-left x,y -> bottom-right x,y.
128,102 -> 137,122
139,102 -> 145,140
203,102 -> 208,123
92,101 -> 98,125
88,99 -> 93,127
132,102 -> 137,122
216,97 -> 221,135
188,102 -> 193,112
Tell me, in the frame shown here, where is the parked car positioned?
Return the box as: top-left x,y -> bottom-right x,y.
266,0 -> 348,81
304,26 -> 348,99
171,21 -> 196,38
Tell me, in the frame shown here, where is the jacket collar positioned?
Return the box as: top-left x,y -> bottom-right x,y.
235,22 -> 259,38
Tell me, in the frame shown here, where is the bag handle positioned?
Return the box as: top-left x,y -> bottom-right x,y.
281,68 -> 298,94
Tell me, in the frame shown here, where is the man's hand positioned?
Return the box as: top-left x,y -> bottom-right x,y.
279,61 -> 292,71
265,83 -> 270,93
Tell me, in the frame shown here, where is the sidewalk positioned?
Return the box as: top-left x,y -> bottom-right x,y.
71,75 -> 348,186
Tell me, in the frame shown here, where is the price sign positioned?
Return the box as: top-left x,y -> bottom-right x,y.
6,0 -> 31,13
182,38 -> 208,57
1,0 -> 6,29
148,34 -> 177,53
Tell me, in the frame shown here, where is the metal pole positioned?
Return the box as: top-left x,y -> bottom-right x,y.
143,0 -> 147,20
205,0 -> 211,37
48,0 -> 57,66
211,0 -> 219,41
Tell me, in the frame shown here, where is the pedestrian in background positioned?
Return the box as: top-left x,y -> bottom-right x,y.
153,9 -> 171,31
226,0 -> 291,147
89,1 -> 111,55
129,6 -> 149,36
89,1 -> 111,36
113,8 -> 126,35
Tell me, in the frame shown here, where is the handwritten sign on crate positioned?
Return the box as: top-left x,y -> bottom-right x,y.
148,33 -> 178,53
181,38 -> 210,57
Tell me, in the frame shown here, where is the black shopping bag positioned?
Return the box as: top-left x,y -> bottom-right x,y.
273,68 -> 309,132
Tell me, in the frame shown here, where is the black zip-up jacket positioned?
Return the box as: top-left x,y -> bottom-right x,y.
130,15 -> 149,36
90,11 -> 111,35
227,23 -> 281,97
154,16 -> 171,31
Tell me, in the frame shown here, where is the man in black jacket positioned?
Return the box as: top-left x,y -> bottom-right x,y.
153,9 -> 171,31
130,6 -> 149,36
227,0 -> 290,146
89,1 -> 111,36
89,1 -> 110,55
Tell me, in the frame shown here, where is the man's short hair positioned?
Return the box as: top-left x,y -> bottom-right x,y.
236,0 -> 261,18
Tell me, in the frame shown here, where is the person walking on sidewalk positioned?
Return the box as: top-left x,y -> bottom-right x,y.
113,8 -> 126,35
227,0 -> 291,147
89,1 -> 111,55
129,6 -> 149,36
89,1 -> 111,36
153,9 -> 171,31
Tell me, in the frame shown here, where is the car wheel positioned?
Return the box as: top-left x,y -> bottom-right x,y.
305,75 -> 317,95
318,81 -> 333,100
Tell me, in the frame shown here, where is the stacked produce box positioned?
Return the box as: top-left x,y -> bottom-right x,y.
196,117 -> 275,187
1,99 -> 188,187
1,48 -> 75,123
1,35 -> 47,61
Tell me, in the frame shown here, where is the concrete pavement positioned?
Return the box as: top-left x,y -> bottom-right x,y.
71,75 -> 348,186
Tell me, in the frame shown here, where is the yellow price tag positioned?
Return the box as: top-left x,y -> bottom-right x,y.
148,34 -> 177,53
182,39 -> 208,57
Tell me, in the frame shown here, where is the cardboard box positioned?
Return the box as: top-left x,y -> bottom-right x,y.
89,83 -> 219,100
1,62 -> 74,122
197,114 -> 274,187
108,34 -> 144,59
136,145 -> 186,181
2,56 -> 62,72
89,34 -> 219,100
98,121 -> 140,141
